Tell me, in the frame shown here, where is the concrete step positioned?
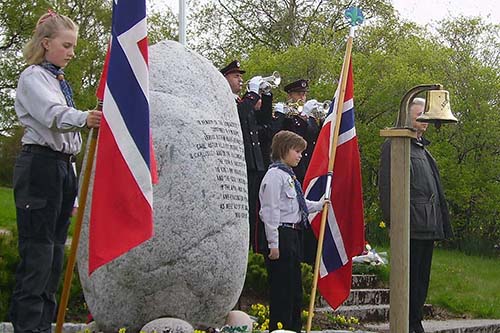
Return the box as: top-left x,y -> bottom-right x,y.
318,289 -> 390,307
316,304 -> 434,323
352,274 -> 381,289
364,319 -> 500,333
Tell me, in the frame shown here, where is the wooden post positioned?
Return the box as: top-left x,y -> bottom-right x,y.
55,127 -> 99,333
380,128 -> 416,333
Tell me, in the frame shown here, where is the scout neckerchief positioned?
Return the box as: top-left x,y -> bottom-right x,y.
270,161 -> 310,228
40,61 -> 75,108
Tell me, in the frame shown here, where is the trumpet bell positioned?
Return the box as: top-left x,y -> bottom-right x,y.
259,71 -> 281,94
283,99 -> 304,116
417,90 -> 458,128
271,71 -> 281,87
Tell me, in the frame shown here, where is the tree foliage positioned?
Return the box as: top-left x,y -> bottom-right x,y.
0,0 -> 498,254
0,0 -> 176,184
188,1 -> 500,254
189,0 -> 395,65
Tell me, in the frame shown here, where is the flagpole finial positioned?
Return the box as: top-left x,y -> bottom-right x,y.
345,7 -> 364,27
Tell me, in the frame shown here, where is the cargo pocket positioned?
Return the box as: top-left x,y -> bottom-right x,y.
410,199 -> 437,233
15,197 -> 48,239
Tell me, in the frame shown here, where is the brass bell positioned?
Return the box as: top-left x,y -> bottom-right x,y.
417,90 -> 458,128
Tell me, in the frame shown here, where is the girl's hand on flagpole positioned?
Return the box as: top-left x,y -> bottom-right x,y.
268,247 -> 280,260
86,110 -> 102,128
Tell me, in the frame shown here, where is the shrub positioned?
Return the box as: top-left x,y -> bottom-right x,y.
243,251 -> 268,295
0,226 -> 87,322
0,227 -> 18,320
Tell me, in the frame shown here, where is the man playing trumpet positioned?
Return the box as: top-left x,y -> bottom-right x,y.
221,60 -> 274,252
272,79 -> 316,184
273,80 -> 324,265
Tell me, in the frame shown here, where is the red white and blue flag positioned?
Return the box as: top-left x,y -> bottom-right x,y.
89,0 -> 153,274
303,59 -> 365,309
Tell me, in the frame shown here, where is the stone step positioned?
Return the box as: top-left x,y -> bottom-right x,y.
352,274 -> 381,289
316,304 -> 434,323
318,289 -> 390,307
317,304 -> 390,323
0,322 -> 87,333
2,320 -> 498,333
364,319 -> 500,333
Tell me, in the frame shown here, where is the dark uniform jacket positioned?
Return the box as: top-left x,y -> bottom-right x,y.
237,92 -> 273,171
379,138 -> 453,240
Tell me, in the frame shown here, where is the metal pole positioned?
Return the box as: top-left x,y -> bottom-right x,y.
179,0 -> 187,45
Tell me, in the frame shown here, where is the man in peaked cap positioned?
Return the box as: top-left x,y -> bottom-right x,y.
272,78 -> 313,183
284,78 -> 309,102
272,78 -> 309,135
221,60 -> 246,96
221,60 -> 273,253
273,78 -> 320,265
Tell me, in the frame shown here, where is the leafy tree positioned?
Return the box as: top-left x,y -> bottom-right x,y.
430,17 -> 500,253
189,0 -> 395,65
0,1 -> 176,185
188,0 -> 499,254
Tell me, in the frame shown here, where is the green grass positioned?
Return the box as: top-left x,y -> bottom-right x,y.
0,186 -> 78,234
371,243 -> 500,319
0,187 -> 15,229
0,188 -> 498,319
429,248 -> 500,318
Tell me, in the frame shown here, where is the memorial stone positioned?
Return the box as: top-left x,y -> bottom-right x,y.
77,40 -> 248,331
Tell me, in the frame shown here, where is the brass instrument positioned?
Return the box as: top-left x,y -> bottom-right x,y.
246,71 -> 281,94
259,71 -> 281,94
303,99 -> 330,123
272,100 -> 304,119
284,100 -> 304,117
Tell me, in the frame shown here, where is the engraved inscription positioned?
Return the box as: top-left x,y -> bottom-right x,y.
192,119 -> 248,218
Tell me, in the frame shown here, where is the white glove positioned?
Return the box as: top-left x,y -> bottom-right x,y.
303,99 -> 318,117
274,103 -> 285,114
247,76 -> 263,94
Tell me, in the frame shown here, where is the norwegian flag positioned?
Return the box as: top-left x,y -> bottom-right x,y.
303,59 -> 365,309
89,0 -> 153,274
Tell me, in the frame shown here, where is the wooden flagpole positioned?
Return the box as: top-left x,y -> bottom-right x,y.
55,125 -> 99,333
306,7 -> 363,332
55,45 -> 109,332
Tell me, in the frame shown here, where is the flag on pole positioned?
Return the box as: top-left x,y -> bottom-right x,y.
89,0 -> 153,274
303,59 -> 365,309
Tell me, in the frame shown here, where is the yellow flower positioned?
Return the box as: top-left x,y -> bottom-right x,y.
119,329 -> 126,333
277,322 -> 283,329
379,221 -> 386,228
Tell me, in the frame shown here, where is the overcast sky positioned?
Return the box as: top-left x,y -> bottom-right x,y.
156,0 -> 500,26
391,0 -> 499,26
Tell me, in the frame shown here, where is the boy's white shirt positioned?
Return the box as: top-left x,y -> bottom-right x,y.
259,167 -> 322,249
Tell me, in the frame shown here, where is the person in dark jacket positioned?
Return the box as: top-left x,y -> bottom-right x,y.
272,79 -> 316,184
221,60 -> 273,252
378,97 -> 453,333
273,80 -> 323,265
